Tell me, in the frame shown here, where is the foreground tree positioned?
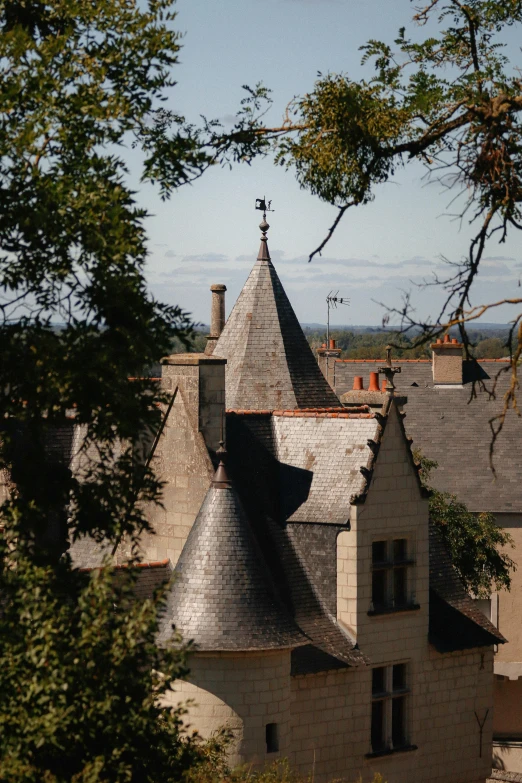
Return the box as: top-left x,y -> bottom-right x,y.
0,0 -> 245,778
209,0 -> 522,438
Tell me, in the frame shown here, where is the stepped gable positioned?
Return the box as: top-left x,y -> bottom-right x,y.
214,219 -> 340,410
156,449 -> 307,651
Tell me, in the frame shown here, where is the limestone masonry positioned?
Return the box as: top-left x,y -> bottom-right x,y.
71,219 -> 505,783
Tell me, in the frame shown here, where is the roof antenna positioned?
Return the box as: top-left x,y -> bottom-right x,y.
326,290 -> 350,347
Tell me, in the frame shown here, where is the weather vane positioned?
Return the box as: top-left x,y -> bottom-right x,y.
326,290 -> 350,347
255,197 -> 274,222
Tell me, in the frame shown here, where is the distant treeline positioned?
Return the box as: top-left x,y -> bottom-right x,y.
169,326 -> 512,360
304,328 -> 512,360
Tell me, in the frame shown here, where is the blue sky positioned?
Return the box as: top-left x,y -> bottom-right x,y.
133,0 -> 522,328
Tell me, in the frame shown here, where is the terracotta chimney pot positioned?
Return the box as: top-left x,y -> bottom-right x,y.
444,334 -> 451,343
329,338 -> 336,349
451,338 -> 458,344
321,343 -> 326,348
353,376 -> 363,391
368,371 -> 380,392
381,379 -> 387,393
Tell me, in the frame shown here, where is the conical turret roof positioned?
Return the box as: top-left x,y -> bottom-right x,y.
157,455 -> 306,651
214,222 -> 340,410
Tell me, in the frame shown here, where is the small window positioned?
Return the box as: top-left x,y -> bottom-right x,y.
371,699 -> 386,752
372,666 -> 386,696
265,723 -> 279,753
392,695 -> 406,747
372,541 -> 387,564
393,539 -> 407,562
370,664 -> 410,754
372,569 -> 387,610
393,567 -> 407,607
370,538 -> 414,613
392,663 -> 406,691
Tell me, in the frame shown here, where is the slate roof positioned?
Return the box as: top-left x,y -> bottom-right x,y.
156,454 -> 307,651
428,523 -> 505,651
335,358 -> 522,513
213,226 -> 340,410
226,410 -> 381,524
225,410 -> 370,669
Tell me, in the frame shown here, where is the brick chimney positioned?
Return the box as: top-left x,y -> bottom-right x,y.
431,335 -> 463,387
317,339 -> 342,389
205,283 -> 227,355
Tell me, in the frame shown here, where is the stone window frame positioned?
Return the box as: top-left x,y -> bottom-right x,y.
368,536 -> 420,616
367,662 -> 417,758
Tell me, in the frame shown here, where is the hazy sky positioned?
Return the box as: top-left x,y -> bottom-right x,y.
132,0 -> 522,328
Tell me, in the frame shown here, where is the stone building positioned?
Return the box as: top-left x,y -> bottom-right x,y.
331,344 -> 522,775
106,218 -> 501,783
64,217 -> 508,782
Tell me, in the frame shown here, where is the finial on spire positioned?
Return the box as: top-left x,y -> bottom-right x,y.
255,197 -> 274,261
378,344 -> 402,396
213,410 -> 231,488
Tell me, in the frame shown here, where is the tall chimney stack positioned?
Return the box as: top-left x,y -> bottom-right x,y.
431,335 -> 463,387
205,284 -> 227,355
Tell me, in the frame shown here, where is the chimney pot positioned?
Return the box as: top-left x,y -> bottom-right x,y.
451,337 -> 458,344
381,379 -> 387,393
329,338 -> 336,349
436,338 -> 442,344
353,376 -> 363,390
444,334 -> 451,343
368,371 -> 380,392
321,342 -> 326,348
205,284 -> 227,355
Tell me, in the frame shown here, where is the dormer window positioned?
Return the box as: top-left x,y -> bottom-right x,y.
370,539 -> 417,615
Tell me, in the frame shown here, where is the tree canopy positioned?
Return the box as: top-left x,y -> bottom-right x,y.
0,1 -> 229,778
206,0 -> 522,436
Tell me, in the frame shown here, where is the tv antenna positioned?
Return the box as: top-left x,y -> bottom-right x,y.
326,291 -> 350,346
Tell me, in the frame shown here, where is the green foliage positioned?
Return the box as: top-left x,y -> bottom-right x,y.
0,1 -> 239,779
415,451 -> 515,596
268,0 -> 522,346
186,757 -> 385,783
0,552 -> 219,783
277,76 -> 408,205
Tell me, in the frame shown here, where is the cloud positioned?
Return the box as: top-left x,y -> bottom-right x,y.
483,255 -> 516,262
164,251 -> 229,263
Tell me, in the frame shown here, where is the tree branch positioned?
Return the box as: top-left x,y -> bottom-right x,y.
308,202 -> 356,262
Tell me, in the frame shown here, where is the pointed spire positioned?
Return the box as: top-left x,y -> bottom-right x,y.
212,439 -> 231,489
157,456 -> 305,651
214,218 -> 341,411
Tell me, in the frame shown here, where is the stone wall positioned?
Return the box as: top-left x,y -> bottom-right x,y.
289,648 -> 494,783
141,356 -> 224,565
165,651 -> 292,767
337,403 -> 430,654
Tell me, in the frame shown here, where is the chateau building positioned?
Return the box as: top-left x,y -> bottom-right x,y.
100,218 -> 501,783
328,337 -> 522,775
